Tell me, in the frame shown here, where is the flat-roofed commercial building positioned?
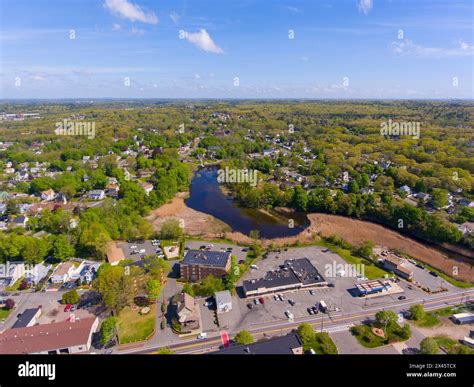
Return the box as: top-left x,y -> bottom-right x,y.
356,279 -> 392,296
242,258 -> 326,297
180,250 -> 231,282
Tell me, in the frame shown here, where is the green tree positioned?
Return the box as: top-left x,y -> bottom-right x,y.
93,265 -> 134,313
419,337 -> 439,354
100,316 -> 117,346
52,235 -> 76,261
297,323 -> 315,344
409,304 -> 425,321
234,330 -> 254,345
62,289 -> 80,305
431,188 -> 449,209
159,219 -> 183,240
147,279 -> 162,300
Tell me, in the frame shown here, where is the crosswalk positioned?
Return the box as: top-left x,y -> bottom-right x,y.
322,323 -> 354,333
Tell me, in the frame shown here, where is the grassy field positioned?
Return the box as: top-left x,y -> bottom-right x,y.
351,321 -> 410,348
434,335 -> 474,355
5,276 -> 25,292
412,313 -> 441,328
117,304 -> 156,344
304,332 -> 338,354
0,308 -> 12,320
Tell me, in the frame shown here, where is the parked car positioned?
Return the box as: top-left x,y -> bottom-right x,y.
197,333 -> 207,340
279,294 -> 285,301
130,245 -> 137,249
253,298 -> 260,305
139,249 -> 146,253
259,297 -> 265,304
247,303 -> 254,309
429,271 -> 439,277
309,290 -> 315,295
285,310 -> 294,319
273,295 -> 279,301
64,304 -> 72,313
307,307 -> 314,315
311,306 -> 319,314
398,296 -> 407,300
288,299 -> 296,306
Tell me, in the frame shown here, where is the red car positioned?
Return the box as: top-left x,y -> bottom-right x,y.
64,304 -> 72,313
259,297 -> 265,304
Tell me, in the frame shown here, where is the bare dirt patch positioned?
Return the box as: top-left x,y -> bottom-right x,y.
414,317 -> 472,341
307,214 -> 474,283
146,193 -> 230,237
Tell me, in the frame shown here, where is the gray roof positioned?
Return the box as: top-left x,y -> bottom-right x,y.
215,332 -> 302,355
12,307 -> 40,329
243,258 -> 325,293
182,250 -> 231,268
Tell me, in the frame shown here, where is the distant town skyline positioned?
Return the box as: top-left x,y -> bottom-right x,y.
1,0 -> 473,99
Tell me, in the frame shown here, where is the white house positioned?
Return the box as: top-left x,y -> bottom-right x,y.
50,262 -> 75,284
40,189 -> 56,201
88,190 -> 105,200
0,262 -> 26,287
214,290 -> 233,314
25,263 -> 51,286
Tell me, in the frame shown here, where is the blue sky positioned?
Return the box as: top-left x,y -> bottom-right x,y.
1,0 -> 473,99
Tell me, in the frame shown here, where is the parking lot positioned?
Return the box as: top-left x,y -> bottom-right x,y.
227,246 -> 430,330
118,240 -> 162,260
404,261 -> 455,292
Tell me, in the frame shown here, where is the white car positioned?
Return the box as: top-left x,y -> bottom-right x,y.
197,333 -> 207,340
139,249 -> 146,253
285,310 -> 294,319
130,245 -> 137,249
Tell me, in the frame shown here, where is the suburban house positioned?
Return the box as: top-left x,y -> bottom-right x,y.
216,332 -> 303,355
176,292 -> 201,332
88,189 -> 105,200
0,261 -> 26,287
214,290 -> 233,314
12,307 -> 42,329
105,182 -> 120,198
50,262 -> 75,284
0,316 -> 99,354
106,243 -> 125,266
458,222 -> 474,236
180,250 -> 231,282
10,215 -> 28,228
40,189 -> 56,201
25,263 -> 51,286
139,182 -> 154,195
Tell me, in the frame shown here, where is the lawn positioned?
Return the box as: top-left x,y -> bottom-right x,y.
6,276 -> 25,292
351,321 -> 411,348
117,304 -> 156,344
303,332 -> 338,354
0,308 -> 12,320
412,313 -> 441,328
434,335 -> 474,355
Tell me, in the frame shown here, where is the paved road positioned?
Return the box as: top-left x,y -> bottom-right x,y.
118,288 -> 473,354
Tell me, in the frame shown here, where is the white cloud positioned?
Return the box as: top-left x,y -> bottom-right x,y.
112,23 -> 122,31
182,29 -> 224,54
286,6 -> 301,13
104,0 -> 158,24
392,38 -> 474,58
358,0 -> 373,15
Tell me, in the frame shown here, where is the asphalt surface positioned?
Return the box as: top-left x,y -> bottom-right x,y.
117,288 -> 473,355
